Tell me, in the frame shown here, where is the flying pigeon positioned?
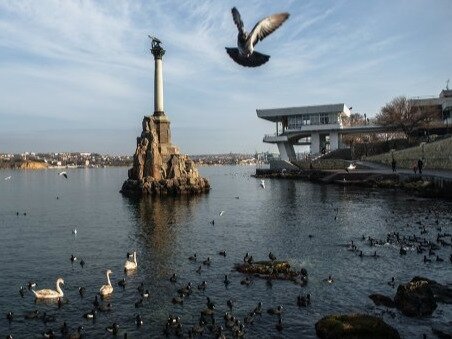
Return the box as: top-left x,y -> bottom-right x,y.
58,171 -> 68,179
226,7 -> 289,67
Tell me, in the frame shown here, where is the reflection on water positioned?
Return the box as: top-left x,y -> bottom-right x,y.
0,166 -> 451,338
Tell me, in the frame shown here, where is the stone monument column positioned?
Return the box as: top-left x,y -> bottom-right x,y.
150,37 -> 173,153
120,36 -> 210,197
151,40 -> 165,116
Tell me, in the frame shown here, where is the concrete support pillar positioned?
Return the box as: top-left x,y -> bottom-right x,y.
310,132 -> 320,154
277,142 -> 296,161
330,132 -> 339,151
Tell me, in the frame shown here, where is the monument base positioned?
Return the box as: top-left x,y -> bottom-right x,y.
120,115 -> 210,197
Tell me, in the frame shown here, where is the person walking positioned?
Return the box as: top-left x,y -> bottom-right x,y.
391,158 -> 397,172
418,158 -> 424,174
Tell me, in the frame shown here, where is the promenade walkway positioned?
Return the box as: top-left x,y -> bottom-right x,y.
355,161 -> 452,180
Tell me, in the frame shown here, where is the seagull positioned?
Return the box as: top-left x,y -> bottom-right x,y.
219,211 -> 225,216
72,229 -> 77,235
226,7 -> 289,67
58,171 -> 68,179
346,164 -> 356,171
4,176 -> 11,180
260,179 -> 265,189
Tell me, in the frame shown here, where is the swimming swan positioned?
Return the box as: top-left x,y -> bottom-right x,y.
124,252 -> 137,271
32,278 -> 64,299
100,270 -> 113,297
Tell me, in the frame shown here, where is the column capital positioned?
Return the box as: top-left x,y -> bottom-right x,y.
151,45 -> 165,59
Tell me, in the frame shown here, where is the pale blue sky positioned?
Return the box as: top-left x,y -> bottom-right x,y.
0,0 -> 451,154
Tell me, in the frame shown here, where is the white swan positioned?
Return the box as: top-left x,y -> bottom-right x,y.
124,252 -> 137,271
100,270 -> 113,297
32,278 -> 64,299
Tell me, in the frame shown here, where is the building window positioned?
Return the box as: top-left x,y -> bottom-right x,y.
320,113 -> 329,124
288,116 -> 302,130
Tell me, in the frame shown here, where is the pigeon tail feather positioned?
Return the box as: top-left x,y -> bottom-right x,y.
225,48 -> 270,67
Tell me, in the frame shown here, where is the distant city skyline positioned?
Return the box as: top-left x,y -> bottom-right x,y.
0,0 -> 451,155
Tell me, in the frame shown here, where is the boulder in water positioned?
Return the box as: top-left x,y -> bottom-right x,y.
394,280 -> 437,317
410,276 -> 452,304
315,313 -> 400,339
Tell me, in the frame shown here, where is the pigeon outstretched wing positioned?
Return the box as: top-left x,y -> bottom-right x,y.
231,7 -> 245,34
248,12 -> 289,48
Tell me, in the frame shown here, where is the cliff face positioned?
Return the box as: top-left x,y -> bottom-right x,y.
121,115 -> 210,196
0,160 -> 48,170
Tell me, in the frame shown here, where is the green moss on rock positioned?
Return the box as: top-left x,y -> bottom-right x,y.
234,260 -> 304,283
315,313 -> 400,339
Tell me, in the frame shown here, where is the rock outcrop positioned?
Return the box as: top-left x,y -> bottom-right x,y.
315,313 -> 400,339
121,115 -> 210,197
394,279 -> 437,317
410,276 -> 452,304
234,260 -> 306,284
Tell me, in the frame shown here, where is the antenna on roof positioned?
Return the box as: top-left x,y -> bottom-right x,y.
446,79 -> 450,90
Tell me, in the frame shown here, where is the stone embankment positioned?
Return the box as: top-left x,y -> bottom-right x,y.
364,136 -> 452,171
254,167 -> 452,199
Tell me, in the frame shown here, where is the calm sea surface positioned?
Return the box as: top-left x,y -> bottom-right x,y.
0,166 -> 451,338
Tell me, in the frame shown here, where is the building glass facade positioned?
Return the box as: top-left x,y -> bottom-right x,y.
287,112 -> 339,130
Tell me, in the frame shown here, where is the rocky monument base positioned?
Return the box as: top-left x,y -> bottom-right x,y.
121,116 -> 210,197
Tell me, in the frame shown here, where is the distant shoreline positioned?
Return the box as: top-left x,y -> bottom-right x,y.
0,160 -> 132,170
0,162 -> 260,170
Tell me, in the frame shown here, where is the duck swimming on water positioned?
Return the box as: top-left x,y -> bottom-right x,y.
105,322 -> 119,335
323,275 -> 334,284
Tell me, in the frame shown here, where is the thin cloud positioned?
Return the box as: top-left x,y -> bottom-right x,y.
0,0 -> 450,154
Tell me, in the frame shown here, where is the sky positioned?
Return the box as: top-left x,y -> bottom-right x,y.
0,0 -> 451,155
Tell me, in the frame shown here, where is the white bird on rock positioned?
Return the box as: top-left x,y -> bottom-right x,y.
226,7 -> 290,67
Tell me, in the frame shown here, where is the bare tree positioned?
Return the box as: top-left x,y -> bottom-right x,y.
376,96 -> 438,139
341,113 -> 378,146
